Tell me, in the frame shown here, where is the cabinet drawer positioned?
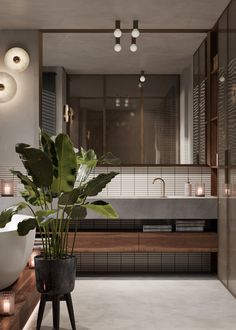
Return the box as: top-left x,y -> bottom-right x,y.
139,232 -> 218,252
70,232 -> 139,252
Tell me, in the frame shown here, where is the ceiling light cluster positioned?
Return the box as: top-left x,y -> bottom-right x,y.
114,20 -> 140,53
0,47 -> 30,103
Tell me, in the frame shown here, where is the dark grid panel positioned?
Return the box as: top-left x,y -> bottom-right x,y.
75,252 -> 211,273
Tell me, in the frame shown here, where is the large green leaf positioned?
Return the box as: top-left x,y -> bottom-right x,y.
0,202 -> 28,228
83,172 -> 118,196
40,130 -> 58,179
98,152 -> 121,165
36,210 -> 57,227
76,148 -> 98,186
17,218 -> 37,236
70,205 -> 87,220
15,144 -> 53,188
51,134 -> 77,193
82,201 -> 119,219
58,187 -> 83,206
11,169 -> 39,195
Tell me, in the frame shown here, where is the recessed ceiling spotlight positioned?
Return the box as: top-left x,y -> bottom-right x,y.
139,71 -> 146,83
114,20 -> 122,38
131,20 -> 140,38
114,38 -> 122,52
130,37 -> 137,52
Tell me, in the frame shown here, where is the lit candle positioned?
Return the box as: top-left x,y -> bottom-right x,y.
195,183 -> 205,197
3,184 -> 11,195
0,292 -> 15,316
1,180 -> 14,196
3,299 -> 10,314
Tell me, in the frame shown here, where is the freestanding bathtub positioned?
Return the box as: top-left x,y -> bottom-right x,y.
0,214 -> 35,290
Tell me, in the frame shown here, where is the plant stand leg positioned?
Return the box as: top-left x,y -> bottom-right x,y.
52,295 -> 60,330
36,294 -> 46,330
65,293 -> 76,330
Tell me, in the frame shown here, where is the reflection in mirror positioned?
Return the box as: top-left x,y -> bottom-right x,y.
42,32 -> 207,165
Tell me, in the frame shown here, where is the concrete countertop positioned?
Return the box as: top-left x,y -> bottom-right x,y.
0,196 -> 218,220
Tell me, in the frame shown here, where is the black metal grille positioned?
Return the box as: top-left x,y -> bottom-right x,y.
75,252 -> 212,274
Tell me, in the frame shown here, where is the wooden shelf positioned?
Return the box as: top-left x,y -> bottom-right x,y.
69,232 -> 218,253
0,269 -> 40,330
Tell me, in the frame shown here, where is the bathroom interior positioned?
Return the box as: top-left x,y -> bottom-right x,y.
1,0 -> 236,329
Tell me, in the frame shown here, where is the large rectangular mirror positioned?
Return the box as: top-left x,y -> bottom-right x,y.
41,32 -> 207,165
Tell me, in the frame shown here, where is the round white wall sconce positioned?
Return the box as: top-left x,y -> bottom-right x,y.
0,72 -> 17,103
4,47 -> 30,72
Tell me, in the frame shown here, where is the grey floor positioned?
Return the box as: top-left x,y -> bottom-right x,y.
24,276 -> 236,330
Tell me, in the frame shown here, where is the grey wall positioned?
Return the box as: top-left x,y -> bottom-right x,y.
0,30 -> 40,167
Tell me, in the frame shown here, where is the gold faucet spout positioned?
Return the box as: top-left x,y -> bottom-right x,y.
152,177 -> 166,197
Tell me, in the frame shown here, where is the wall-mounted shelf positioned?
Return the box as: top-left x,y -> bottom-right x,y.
69,232 -> 217,253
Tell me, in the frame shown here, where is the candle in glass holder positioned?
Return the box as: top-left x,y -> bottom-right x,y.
1,180 -> 14,196
0,292 -> 15,316
28,248 -> 41,268
195,183 -> 205,197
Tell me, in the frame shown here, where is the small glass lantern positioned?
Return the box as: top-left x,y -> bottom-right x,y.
1,179 -> 14,197
0,292 -> 15,316
195,183 -> 205,197
28,248 -> 41,269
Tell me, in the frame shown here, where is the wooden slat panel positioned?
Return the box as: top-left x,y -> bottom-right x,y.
69,232 -> 139,252
139,232 -> 218,252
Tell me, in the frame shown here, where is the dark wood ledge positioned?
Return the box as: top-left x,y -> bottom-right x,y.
0,268 -> 40,330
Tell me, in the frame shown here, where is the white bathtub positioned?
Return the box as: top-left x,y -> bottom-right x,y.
0,214 -> 35,290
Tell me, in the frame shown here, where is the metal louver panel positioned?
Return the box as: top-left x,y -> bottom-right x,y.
42,89 -> 56,136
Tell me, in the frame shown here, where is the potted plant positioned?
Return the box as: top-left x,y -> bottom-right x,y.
0,130 -> 119,324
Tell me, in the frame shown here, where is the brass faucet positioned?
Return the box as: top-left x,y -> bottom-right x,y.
152,177 -> 166,197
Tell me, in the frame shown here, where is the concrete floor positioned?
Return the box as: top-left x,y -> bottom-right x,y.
24,276 -> 236,330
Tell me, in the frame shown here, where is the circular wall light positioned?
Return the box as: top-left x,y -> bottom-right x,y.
0,72 -> 17,103
4,47 -> 30,72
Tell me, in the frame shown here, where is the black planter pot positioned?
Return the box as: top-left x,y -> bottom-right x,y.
35,255 -> 76,295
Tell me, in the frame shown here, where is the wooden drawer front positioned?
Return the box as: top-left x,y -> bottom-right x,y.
70,232 -> 139,252
139,233 -> 218,253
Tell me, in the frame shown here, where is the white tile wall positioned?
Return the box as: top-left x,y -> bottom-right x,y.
0,165 -> 212,198
95,166 -> 211,198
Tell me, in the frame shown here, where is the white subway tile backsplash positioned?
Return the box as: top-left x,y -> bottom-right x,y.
0,165 -> 212,198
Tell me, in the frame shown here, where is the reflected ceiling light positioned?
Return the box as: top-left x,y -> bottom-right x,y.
0,72 -> 17,103
219,75 -> 225,83
131,20 -> 140,38
114,20 -> 122,38
4,47 -> 30,72
124,98 -> 129,107
130,37 -> 137,52
115,98 -> 120,107
64,104 -> 74,123
114,38 -> 122,52
139,71 -> 146,83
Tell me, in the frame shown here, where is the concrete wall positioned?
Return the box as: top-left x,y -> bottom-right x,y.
180,63 -> 193,164
0,30 -> 40,167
